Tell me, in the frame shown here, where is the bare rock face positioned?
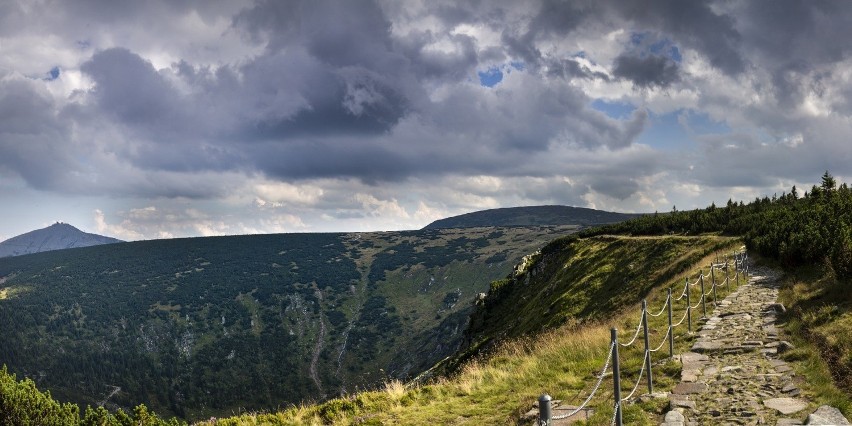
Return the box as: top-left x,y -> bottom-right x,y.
0,222 -> 122,257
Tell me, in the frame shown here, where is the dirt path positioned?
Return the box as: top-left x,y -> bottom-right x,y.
662,264 -> 849,425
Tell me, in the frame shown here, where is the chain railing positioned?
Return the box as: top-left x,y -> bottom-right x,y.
538,249 -> 748,425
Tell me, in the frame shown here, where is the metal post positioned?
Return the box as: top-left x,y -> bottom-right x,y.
642,299 -> 653,395
611,328 -> 623,426
735,264 -> 739,287
699,272 -> 707,319
686,278 -> 692,333
538,394 -> 552,425
667,288 -> 674,358
710,266 -> 716,305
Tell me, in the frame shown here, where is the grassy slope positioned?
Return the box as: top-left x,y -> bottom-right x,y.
199,235 -> 741,425
777,262 -> 852,415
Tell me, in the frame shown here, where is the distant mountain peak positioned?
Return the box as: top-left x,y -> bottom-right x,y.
0,223 -> 122,258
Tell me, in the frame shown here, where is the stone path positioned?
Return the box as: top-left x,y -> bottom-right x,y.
662,264 -> 849,426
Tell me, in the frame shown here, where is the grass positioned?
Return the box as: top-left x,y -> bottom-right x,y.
195,236 -> 743,425
777,261 -> 852,418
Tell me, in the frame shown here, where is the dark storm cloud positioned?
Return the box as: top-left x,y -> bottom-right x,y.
0,77 -> 74,189
9,0 -> 852,212
81,48 -> 183,128
590,175 -> 640,200
614,0 -> 745,76
613,54 -> 680,88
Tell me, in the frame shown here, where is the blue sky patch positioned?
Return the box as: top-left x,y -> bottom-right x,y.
637,109 -> 730,150
478,66 -> 503,87
46,66 -> 60,81
591,99 -> 636,120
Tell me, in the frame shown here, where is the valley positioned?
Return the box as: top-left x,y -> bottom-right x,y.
0,225 -> 578,420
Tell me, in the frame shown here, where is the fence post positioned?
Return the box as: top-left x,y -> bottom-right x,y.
735,261 -> 740,287
667,288 -> 674,358
710,266 -> 716,305
538,394 -> 552,425
611,328 -> 623,426
699,272 -> 707,319
686,278 -> 692,333
642,299 -> 653,395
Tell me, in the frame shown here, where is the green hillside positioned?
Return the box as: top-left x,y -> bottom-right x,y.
191,234 -> 739,425
0,226 -> 576,420
423,205 -> 642,229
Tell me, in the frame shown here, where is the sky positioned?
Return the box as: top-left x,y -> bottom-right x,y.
2,0 -> 852,241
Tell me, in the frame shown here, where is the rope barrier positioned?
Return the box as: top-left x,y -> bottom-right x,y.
672,308 -> 689,327
674,281 -> 689,301
689,297 -> 703,310
551,341 -> 616,421
610,402 -> 620,426
621,351 -> 649,402
539,249 -> 749,426
646,295 -> 669,317
648,327 -> 671,353
619,316 -> 644,347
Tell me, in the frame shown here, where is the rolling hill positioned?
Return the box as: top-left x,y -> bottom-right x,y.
422,205 -> 642,229
0,222 -> 122,258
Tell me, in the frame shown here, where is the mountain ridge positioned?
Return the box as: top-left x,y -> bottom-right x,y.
423,205 -> 643,229
0,222 -> 123,258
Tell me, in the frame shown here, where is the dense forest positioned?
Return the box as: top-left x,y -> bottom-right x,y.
573,172 -> 852,281
0,226 -> 575,420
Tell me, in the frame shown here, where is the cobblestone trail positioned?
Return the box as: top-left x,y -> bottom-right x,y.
663,264 -> 849,426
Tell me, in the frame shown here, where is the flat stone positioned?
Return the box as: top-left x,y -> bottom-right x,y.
778,341 -> 795,354
776,419 -> 803,426
670,397 -> 696,410
680,352 -> 709,363
693,340 -> 723,353
672,382 -> 708,395
722,366 -> 744,373
806,405 -> 851,425
782,383 -> 799,393
665,410 -> 686,422
764,397 -> 809,415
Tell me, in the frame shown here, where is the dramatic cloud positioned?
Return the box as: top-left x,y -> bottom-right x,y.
2,0 -> 852,239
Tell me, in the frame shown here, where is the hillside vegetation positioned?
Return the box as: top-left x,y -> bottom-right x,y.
192,234 -> 738,425
0,226 -> 575,420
